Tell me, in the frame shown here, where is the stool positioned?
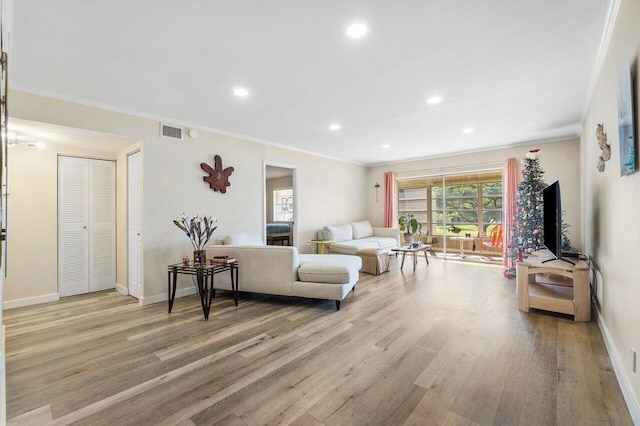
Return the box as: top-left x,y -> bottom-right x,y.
357,249 -> 389,275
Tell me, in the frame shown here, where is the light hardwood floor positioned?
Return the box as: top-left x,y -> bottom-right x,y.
5,257 -> 633,425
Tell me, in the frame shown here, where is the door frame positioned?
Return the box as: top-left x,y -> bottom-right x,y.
263,161 -> 297,246
127,150 -> 143,300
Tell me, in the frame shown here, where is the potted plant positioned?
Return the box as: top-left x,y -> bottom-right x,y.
398,214 -> 422,244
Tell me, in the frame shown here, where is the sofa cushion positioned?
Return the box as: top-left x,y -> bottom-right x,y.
329,239 -> 379,255
360,237 -> 397,250
351,220 -> 374,239
298,254 -> 361,284
223,233 -> 264,246
323,224 -> 353,242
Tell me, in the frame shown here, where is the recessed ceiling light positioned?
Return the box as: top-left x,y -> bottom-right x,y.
426,96 -> 443,105
346,22 -> 367,38
36,141 -> 46,149
382,144 -> 390,149
233,87 -> 249,97
329,123 -> 341,131
462,128 -> 475,134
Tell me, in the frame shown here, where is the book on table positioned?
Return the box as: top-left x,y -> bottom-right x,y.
210,257 -> 236,264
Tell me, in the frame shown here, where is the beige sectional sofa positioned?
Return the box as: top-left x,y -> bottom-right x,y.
207,234 -> 361,310
320,221 -> 399,274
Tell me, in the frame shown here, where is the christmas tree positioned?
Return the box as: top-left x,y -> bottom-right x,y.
506,149 -> 546,269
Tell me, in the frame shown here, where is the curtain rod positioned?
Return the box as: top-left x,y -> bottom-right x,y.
396,160 -> 506,180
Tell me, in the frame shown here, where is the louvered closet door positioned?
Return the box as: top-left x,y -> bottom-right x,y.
88,160 -> 116,292
58,157 -> 90,297
59,157 -> 116,297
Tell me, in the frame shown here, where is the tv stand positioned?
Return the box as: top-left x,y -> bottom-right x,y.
517,249 -> 590,322
541,256 -> 575,266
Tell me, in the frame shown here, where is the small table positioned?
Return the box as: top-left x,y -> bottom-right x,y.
392,245 -> 431,272
167,261 -> 239,320
450,236 -> 471,257
308,239 -> 335,254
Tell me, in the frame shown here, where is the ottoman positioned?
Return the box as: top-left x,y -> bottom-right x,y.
296,254 -> 362,310
357,248 -> 390,275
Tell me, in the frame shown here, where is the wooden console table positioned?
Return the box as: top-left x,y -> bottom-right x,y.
516,249 -> 590,322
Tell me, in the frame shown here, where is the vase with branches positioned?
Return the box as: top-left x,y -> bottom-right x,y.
173,214 -> 218,264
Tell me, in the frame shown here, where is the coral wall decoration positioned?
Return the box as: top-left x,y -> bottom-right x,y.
596,123 -> 611,172
201,155 -> 234,193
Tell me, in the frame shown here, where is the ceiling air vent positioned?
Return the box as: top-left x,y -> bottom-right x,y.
160,123 -> 183,141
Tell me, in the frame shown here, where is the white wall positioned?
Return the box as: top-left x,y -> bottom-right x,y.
581,0 -> 640,421
2,144 -> 118,308
8,91 -> 367,305
366,138 -> 582,249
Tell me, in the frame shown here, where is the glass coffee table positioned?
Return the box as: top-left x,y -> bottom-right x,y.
392,245 -> 431,272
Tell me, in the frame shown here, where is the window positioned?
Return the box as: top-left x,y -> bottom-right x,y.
432,184 -> 479,236
273,188 -> 293,221
398,171 -> 502,237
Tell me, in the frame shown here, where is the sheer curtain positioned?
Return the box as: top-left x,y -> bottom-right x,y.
384,171 -> 397,228
503,158 -> 517,270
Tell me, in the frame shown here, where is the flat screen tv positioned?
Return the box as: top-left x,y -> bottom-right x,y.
542,181 -> 573,264
543,181 -> 562,260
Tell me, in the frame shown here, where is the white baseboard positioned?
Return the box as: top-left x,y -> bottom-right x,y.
139,286 -> 197,306
596,306 -> 640,424
116,283 -> 129,296
3,293 -> 60,310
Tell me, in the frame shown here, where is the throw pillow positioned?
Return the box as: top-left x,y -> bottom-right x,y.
351,220 -> 373,239
322,224 -> 353,242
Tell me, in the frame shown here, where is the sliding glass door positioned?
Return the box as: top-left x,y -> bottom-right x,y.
398,170 -> 503,261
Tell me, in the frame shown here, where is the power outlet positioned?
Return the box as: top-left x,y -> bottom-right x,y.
632,347 -> 637,373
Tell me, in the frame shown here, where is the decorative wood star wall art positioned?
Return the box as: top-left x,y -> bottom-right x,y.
201,155 -> 234,193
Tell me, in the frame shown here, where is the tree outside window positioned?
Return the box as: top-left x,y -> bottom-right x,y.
398,172 -> 502,238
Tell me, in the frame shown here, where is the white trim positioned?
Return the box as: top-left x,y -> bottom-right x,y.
596,306 -> 640,424
264,161 -> 298,247
11,85 -> 364,166
3,293 -> 60,310
116,283 -> 129,296
138,286 -> 196,306
368,135 -> 579,168
580,0 -> 622,122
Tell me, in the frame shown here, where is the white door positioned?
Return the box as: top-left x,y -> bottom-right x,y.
128,151 -> 142,299
59,157 -> 90,297
59,157 -> 116,297
88,160 -> 116,292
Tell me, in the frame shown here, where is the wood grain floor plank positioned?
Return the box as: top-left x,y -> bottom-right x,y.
232,318 -> 405,424
4,258 -> 633,425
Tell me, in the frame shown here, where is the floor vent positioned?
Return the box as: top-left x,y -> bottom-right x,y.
160,123 -> 183,141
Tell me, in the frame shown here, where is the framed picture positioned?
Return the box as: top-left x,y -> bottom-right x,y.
617,61 -> 637,176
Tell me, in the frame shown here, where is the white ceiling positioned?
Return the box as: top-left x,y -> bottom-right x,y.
10,1 -> 610,165
7,118 -> 138,154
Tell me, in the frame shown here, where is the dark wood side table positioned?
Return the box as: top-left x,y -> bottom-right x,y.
167,261 -> 239,320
